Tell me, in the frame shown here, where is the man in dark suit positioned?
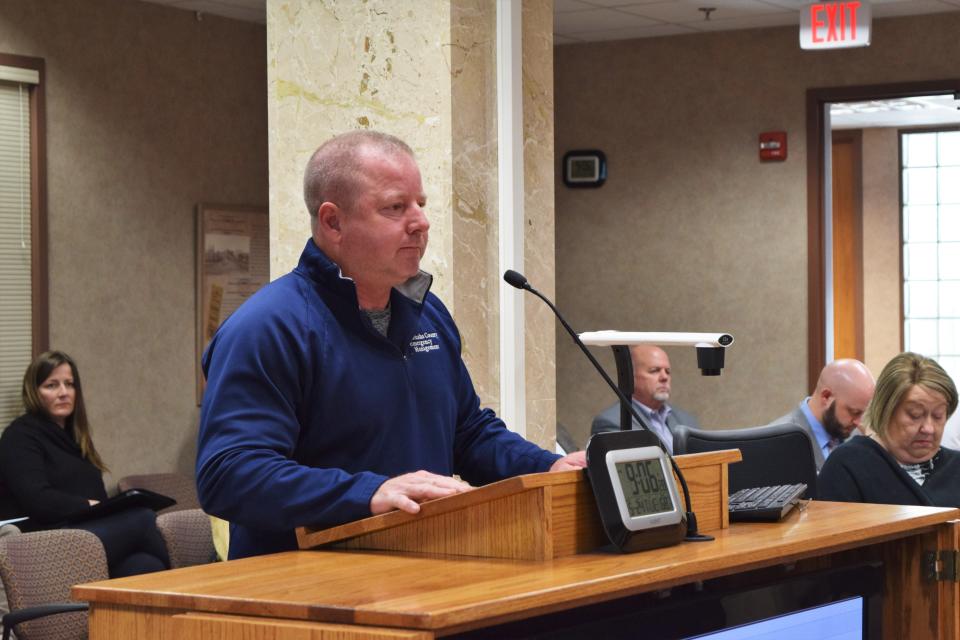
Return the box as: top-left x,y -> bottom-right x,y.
765,359 -> 875,471
590,345 -> 700,454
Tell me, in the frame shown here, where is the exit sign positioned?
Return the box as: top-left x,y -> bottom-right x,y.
800,1 -> 872,50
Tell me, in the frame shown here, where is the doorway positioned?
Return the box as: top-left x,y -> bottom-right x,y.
805,80 -> 960,390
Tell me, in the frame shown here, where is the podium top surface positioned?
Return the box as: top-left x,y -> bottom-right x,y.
75,501 -> 958,634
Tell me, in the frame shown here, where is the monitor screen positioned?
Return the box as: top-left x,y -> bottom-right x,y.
687,596 -> 862,640
449,563 -> 882,640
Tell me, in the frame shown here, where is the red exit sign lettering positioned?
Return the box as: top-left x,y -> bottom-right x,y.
800,1 -> 872,50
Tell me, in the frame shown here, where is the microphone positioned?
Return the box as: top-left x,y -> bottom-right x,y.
503,269 -> 711,541
503,269 -> 530,290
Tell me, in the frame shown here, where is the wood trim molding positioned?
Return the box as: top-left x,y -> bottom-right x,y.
806,90 -> 824,392
898,132 -> 906,352
0,52 -> 48,355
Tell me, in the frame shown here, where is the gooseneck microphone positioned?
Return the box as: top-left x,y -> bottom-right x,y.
502,269 -> 530,290
503,269 -> 711,541
503,271 -> 646,434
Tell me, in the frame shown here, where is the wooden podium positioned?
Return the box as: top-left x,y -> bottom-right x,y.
73,449 -> 960,639
295,449 -> 742,560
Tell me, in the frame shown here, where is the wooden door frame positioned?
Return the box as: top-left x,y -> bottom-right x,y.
0,52 -> 48,355
805,79 -> 960,391
831,129 -> 864,362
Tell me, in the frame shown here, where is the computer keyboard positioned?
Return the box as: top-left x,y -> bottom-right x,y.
728,483 -> 807,522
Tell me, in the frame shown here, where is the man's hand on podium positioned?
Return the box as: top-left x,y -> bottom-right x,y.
549,451 -> 587,472
370,470 -> 473,515
369,454 -> 586,516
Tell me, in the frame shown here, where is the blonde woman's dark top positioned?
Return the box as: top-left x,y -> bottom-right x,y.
818,436 -> 960,508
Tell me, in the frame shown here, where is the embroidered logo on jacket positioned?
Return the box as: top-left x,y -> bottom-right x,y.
410,332 -> 441,353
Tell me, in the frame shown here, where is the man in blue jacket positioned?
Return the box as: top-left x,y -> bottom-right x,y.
196,131 -> 586,559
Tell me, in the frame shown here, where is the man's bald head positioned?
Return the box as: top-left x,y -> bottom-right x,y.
810,359 -> 876,439
303,130 -> 415,225
630,345 -> 672,410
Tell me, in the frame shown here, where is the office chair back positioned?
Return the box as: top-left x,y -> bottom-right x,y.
673,423 -> 818,498
117,472 -> 200,514
156,509 -> 216,568
0,525 -> 19,635
0,529 -> 107,640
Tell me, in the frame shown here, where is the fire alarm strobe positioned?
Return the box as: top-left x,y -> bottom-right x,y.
759,131 -> 787,161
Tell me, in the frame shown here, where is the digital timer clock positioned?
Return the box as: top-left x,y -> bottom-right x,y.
586,430 -> 686,552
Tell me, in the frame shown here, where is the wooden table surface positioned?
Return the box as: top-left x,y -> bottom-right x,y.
73,501 -> 959,634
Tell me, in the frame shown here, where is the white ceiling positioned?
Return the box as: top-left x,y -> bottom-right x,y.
831,95 -> 960,129
553,0 -> 960,44
137,0 -> 960,43
135,0 -> 960,127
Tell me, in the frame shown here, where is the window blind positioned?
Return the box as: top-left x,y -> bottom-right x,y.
0,79 -> 33,426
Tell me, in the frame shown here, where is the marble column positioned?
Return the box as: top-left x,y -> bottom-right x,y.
519,0 -> 556,449
267,0 -> 556,449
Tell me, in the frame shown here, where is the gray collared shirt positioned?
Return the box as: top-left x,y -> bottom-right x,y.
633,399 -> 674,454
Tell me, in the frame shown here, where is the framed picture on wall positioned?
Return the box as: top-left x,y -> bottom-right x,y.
195,203 -> 269,404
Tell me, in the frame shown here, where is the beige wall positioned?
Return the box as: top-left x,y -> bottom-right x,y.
554,13 -> 960,448
861,127 -> 902,377
0,0 -> 267,485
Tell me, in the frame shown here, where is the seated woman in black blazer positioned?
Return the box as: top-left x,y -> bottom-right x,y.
0,351 -> 169,577
819,352 -> 959,508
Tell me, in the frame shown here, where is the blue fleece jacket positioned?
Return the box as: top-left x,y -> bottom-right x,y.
196,240 -> 560,558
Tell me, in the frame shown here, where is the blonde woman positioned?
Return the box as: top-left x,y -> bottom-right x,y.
818,352 -> 959,507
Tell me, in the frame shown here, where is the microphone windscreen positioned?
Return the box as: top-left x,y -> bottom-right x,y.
503,270 -> 528,290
